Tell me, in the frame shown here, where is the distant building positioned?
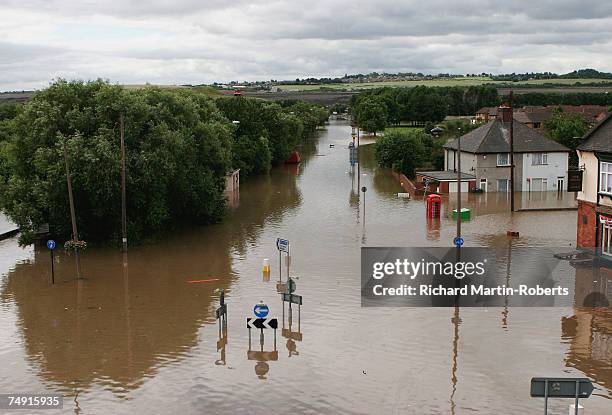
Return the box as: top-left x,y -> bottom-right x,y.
474,107 -> 498,124
576,113 -> 612,252
475,105 -> 609,129
427,106 -> 570,193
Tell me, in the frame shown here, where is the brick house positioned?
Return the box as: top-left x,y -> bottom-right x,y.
576,113 -> 612,252
437,106 -> 570,193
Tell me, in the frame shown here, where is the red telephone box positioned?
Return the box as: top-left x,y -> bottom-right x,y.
426,194 -> 442,218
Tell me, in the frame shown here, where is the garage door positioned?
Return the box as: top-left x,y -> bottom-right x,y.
448,181 -> 469,193
531,178 -> 543,192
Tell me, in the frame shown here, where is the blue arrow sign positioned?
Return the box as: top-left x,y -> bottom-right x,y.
254,304 -> 269,318
47,240 -> 56,250
453,236 -> 464,247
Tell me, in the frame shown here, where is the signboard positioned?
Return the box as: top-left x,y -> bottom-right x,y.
253,303 -> 269,318
453,236 -> 464,247
530,377 -> 594,398
276,238 -> 289,252
47,240 -> 56,250
282,293 -> 303,305
246,317 -> 278,330
567,170 -> 583,192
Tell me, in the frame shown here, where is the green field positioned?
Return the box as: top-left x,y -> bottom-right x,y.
275,78 -> 612,92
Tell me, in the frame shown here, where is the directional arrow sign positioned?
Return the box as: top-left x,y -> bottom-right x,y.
215,304 -> 227,319
530,378 -> 594,398
282,293 -> 303,305
247,317 -> 278,330
253,303 -> 269,318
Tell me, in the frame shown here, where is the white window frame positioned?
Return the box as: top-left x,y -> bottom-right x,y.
600,162 -> 612,195
600,216 -> 612,256
497,179 -> 509,192
532,153 -> 548,166
497,153 -> 510,166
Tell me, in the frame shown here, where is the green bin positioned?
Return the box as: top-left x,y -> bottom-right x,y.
452,208 -> 471,220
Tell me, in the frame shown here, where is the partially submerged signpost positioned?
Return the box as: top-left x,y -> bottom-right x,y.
215,290 -> 228,365
530,377 -> 594,415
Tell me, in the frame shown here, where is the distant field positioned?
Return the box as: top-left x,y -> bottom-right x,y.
275,78 -> 612,92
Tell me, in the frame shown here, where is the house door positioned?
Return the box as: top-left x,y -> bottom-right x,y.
557,177 -> 564,192
479,179 -> 487,192
531,178 -> 543,192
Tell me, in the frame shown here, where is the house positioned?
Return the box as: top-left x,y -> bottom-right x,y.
514,105 -> 609,130
576,113 -> 612,252
474,107 -> 497,124
425,105 -> 570,193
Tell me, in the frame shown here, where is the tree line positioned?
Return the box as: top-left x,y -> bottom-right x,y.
0,80 -> 328,245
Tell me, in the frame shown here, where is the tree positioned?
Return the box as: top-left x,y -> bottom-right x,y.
356,96 -> 388,135
544,109 -> 590,166
0,80 -> 233,245
374,129 -> 426,178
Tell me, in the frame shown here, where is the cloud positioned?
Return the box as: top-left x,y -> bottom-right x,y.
1,0 -> 612,90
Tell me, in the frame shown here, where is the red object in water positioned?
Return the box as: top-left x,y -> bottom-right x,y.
426,194 -> 442,218
233,89 -> 242,96
187,278 -> 220,283
285,150 -> 301,164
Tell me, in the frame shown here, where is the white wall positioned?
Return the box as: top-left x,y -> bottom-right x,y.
522,152 -> 568,191
577,151 -> 598,203
444,149 -> 476,174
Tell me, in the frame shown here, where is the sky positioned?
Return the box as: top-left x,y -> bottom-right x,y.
2,0 -> 612,91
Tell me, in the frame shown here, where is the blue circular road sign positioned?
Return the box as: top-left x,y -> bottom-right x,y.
47,240 -> 56,250
453,236 -> 464,247
253,303 -> 269,318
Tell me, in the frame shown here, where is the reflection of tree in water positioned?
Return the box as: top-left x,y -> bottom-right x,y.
0,138 -> 309,395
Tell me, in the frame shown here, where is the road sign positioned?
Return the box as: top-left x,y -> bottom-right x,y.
453,236 -> 464,247
254,303 -> 269,318
247,317 -> 278,330
47,240 -> 56,250
276,238 -> 289,252
530,378 -> 594,398
361,186 -> 367,193
282,293 -> 303,305
287,278 -> 296,294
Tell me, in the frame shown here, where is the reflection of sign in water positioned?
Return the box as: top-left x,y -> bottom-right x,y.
253,303 -> 269,318
276,238 -> 289,252
567,170 -> 583,192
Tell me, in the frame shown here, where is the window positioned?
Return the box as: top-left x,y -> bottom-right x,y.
600,162 -> 612,194
532,153 -> 548,165
497,153 -> 510,166
601,216 -> 612,256
497,179 -> 509,192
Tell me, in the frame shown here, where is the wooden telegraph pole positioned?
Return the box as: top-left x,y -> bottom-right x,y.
63,139 -> 82,279
120,115 -> 128,252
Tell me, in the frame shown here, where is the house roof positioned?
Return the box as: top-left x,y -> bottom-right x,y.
443,119 -> 570,154
577,112 -> 612,153
476,107 -> 497,116
417,171 -> 476,181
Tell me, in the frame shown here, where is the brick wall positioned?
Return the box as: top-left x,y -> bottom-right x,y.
577,200 -> 597,248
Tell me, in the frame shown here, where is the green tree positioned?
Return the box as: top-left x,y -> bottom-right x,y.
374,129 -> 426,178
1,80 -> 233,245
544,109 -> 590,166
356,96 -> 388,135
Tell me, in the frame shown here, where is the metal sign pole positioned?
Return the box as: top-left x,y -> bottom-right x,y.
50,249 -> 55,284
278,250 -> 282,282
544,379 -> 548,415
574,380 -> 579,415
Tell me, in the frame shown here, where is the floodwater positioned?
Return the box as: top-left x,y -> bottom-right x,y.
0,120 -> 611,414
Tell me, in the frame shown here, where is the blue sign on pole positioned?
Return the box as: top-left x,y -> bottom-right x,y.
453,236 -> 464,247
47,240 -> 56,250
276,238 -> 289,252
254,303 -> 269,318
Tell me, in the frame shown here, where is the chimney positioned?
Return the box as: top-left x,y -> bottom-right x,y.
498,104 -> 512,123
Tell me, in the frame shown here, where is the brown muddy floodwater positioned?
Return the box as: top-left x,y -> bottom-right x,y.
0,120 -> 611,415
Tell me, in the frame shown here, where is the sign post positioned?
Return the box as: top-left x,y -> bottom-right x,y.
276,238 -> 289,282
530,377 -> 594,415
47,240 -> 56,284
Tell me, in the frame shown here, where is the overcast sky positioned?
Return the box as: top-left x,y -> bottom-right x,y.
2,0 -> 612,91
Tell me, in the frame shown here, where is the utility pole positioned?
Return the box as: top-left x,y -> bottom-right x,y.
456,128 -> 462,240
120,115 -> 128,252
509,91 -> 515,212
63,139 -> 82,279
